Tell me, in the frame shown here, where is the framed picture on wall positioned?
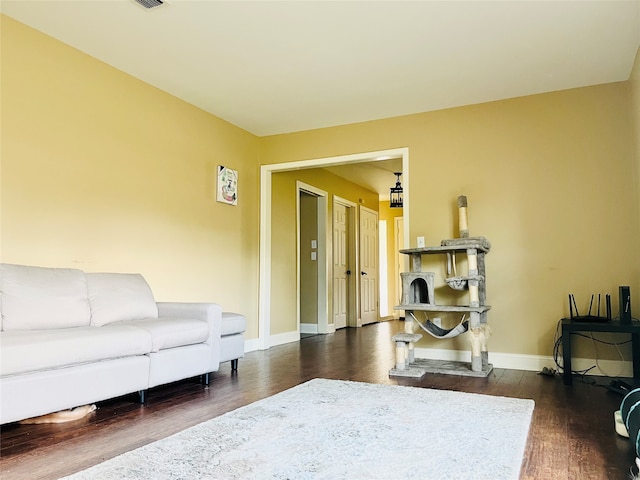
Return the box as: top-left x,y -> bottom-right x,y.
217,165 -> 238,206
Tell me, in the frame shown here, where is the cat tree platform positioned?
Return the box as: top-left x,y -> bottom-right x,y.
391,358 -> 493,378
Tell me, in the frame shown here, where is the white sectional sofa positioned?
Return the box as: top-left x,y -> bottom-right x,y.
0,263 -> 245,425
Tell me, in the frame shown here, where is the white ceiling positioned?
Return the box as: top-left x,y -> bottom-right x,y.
325,158 -> 404,201
2,0 -> 639,138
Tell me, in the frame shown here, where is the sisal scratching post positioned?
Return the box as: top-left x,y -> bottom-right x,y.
404,317 -> 414,334
468,280 -> 480,307
467,249 -> 478,273
467,248 -> 479,306
408,342 -> 415,363
481,324 -> 491,370
391,333 -> 422,371
458,195 -> 469,238
395,341 -> 406,370
469,325 -> 492,372
469,328 -> 482,372
405,316 -> 415,364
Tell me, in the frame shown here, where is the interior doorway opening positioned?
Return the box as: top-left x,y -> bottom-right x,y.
259,148 -> 410,350
297,182 -> 328,338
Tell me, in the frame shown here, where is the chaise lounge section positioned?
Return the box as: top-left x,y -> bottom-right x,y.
220,312 -> 246,372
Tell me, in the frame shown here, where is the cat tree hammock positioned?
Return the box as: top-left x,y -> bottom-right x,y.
391,195 -> 492,378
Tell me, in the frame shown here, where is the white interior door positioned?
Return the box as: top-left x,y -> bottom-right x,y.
333,201 -> 349,329
359,206 -> 378,325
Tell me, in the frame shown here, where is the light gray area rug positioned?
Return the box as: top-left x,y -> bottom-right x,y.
61,379 -> 534,480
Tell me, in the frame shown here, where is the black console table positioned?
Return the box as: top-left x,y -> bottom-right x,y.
561,318 -> 640,385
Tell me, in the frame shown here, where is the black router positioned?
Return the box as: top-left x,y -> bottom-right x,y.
568,293 -> 611,322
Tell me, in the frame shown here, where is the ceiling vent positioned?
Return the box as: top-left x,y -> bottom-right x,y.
132,0 -> 165,9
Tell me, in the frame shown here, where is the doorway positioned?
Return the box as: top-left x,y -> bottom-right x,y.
297,182 -> 328,337
258,148 -> 410,350
299,190 -> 319,334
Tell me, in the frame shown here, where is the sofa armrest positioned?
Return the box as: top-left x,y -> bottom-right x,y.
156,302 -> 222,352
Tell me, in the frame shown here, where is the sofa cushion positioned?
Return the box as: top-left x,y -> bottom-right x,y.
87,273 -> 158,326
0,325 -> 152,376
0,264 -> 91,331
221,312 -> 246,336
113,318 -> 209,352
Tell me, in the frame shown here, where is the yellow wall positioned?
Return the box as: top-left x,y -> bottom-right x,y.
631,47 -> 640,245
261,83 -> 640,359
3,15 -> 639,362
1,16 -> 262,338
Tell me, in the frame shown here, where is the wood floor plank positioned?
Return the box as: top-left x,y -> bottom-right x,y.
0,320 -> 636,479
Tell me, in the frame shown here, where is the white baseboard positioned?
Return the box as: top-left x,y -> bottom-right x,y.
414,347 -> 633,377
243,338 -> 261,353
321,324 -> 336,334
244,332 -> 300,351
300,323 -> 318,334
269,330 -> 301,348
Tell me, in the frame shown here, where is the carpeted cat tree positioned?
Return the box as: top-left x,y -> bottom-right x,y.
391,195 -> 492,378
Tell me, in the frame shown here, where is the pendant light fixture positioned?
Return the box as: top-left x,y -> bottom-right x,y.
390,172 -> 403,208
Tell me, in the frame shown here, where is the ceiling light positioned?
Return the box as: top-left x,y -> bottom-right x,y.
390,172 -> 403,208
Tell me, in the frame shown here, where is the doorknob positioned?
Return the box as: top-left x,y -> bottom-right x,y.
361,271 -> 367,276
346,270 -> 351,275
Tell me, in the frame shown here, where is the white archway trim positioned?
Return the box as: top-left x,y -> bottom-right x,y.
258,148 -> 410,350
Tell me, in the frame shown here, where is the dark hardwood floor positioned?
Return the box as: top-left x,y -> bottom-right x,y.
0,320 -> 636,480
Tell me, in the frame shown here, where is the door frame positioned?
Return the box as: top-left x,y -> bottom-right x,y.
297,182 -> 330,335
258,147 -> 410,349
